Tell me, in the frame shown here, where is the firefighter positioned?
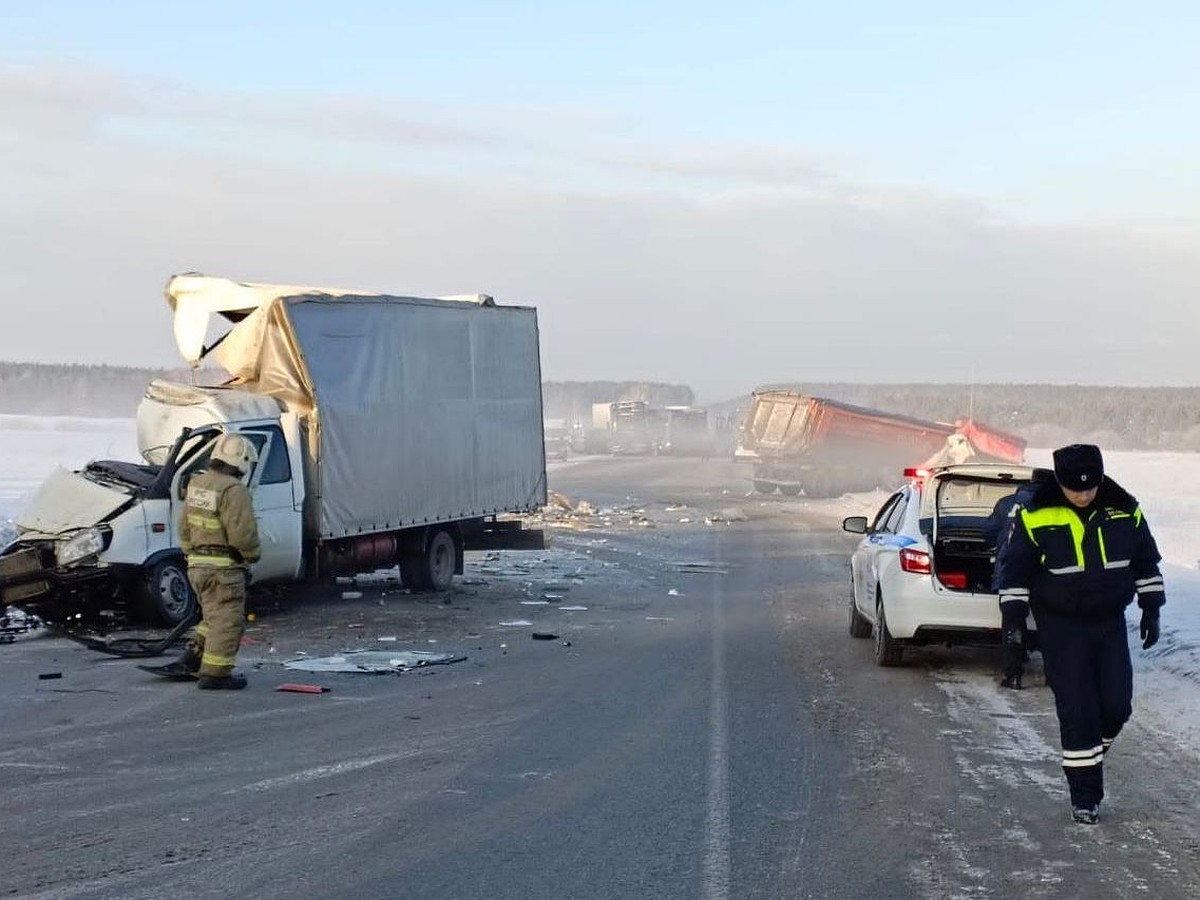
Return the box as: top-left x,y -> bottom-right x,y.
172,433 -> 262,690
995,444 -> 1164,824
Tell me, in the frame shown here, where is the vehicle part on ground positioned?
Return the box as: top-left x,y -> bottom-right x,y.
63,606 -> 199,658
282,649 -> 465,673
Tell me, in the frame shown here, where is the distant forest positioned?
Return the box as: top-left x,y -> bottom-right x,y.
2,362 -> 1199,450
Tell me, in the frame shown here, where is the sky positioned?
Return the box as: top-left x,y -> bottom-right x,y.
1,1 -> 1199,401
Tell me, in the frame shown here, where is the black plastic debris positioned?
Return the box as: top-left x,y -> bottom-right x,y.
37,672 -> 63,680
531,632 -> 559,641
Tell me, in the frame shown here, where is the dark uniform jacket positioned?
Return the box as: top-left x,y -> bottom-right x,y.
994,476 -> 1165,620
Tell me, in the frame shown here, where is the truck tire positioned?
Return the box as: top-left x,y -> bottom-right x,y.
753,480 -> 777,494
140,558 -> 197,626
402,528 -> 457,592
777,485 -> 801,497
873,592 -> 904,667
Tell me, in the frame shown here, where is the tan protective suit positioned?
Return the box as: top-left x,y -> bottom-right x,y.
178,469 -> 261,678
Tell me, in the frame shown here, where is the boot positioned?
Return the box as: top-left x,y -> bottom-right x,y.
1071,806 -> 1100,825
197,673 -> 247,691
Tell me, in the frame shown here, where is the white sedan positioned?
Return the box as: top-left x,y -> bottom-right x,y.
842,463 -> 1040,666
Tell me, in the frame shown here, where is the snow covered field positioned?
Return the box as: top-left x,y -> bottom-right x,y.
2,414 -> 1196,751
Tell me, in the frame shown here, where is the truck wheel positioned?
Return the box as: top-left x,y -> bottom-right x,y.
873,592 -> 904,666
849,584 -> 871,638
141,558 -> 197,626
402,528 -> 457,592
753,480 -> 777,494
777,485 -> 801,497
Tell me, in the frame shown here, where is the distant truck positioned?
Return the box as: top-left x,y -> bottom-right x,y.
543,418 -> 573,460
738,390 -> 1025,497
585,400 -> 659,455
659,406 -> 710,456
0,274 -> 547,626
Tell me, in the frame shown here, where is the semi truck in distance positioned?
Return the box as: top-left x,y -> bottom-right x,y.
738,390 -> 1025,497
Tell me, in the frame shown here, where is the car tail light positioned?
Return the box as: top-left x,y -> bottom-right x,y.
903,467 -> 932,482
937,571 -> 969,589
899,548 -> 931,574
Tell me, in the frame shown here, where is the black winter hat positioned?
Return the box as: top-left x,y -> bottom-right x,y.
1053,444 -> 1104,491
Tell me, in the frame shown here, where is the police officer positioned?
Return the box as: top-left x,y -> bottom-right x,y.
174,433 -> 262,690
995,444 -> 1164,824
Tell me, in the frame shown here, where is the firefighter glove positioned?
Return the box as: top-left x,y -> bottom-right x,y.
1140,610 -> 1160,650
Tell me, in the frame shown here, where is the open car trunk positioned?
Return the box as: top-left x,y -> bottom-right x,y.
926,470 -> 1032,594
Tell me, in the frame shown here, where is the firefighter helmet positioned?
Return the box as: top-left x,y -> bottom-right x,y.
211,433 -> 258,474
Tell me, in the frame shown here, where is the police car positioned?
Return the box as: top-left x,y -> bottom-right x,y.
841,463 -> 1041,666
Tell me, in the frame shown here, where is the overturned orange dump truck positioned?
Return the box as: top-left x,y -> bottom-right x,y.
737,390 -> 1026,497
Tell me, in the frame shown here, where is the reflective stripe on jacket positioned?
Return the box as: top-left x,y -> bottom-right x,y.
178,469 -> 262,569
994,476 -> 1164,619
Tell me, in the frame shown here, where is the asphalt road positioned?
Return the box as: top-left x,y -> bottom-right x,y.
2,456 -> 1198,899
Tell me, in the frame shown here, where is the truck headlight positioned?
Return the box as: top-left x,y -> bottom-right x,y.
56,528 -> 108,567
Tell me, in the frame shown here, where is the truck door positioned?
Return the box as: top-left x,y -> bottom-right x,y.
242,425 -> 304,582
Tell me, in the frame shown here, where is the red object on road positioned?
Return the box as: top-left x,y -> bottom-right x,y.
275,683 -> 330,694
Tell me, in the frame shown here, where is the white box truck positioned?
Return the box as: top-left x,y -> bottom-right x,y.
0,274 -> 547,625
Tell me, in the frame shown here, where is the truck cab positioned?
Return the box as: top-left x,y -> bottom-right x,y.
0,381 -> 306,625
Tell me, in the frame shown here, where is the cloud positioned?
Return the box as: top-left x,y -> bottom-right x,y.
1,63 -> 1198,400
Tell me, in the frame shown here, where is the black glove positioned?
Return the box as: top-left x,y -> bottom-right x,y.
1140,610 -> 1160,650
999,599 -> 1028,689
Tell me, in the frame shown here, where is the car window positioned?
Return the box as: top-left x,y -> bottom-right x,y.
870,492 -> 904,533
242,426 -> 292,485
882,493 -> 909,533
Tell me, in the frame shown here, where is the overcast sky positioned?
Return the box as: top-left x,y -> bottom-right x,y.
2,2 -> 1198,401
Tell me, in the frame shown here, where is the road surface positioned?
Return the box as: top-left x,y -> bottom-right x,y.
2,456 -> 1198,898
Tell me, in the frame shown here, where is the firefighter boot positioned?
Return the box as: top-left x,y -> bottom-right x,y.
197,673 -> 248,690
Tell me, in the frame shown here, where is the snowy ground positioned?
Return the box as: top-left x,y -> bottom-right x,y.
3,414 -> 1197,752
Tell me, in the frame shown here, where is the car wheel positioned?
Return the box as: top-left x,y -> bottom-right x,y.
849,583 -> 871,638
140,558 -> 197,626
873,591 -> 904,666
777,485 -> 801,497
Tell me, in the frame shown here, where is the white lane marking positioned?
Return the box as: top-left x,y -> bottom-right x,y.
701,578 -> 731,900
227,751 -> 415,794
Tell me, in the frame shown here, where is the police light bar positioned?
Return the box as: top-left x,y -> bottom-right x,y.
903,467 -> 932,481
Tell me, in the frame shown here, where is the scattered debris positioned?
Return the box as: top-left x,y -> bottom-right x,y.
668,589 -> 681,596
542,593 -> 565,600
558,605 -> 588,611
645,616 -> 675,622
531,632 -> 559,641
705,507 -> 748,524
1,610 -> 43,644
341,591 -> 363,600
347,623 -> 365,629
521,600 -> 550,606
672,561 -> 730,575
276,683 -> 331,694
377,636 -> 398,642
37,672 -> 63,680
499,620 -> 534,627
283,650 -> 465,674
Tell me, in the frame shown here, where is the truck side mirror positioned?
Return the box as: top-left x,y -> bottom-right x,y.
842,516 -> 869,534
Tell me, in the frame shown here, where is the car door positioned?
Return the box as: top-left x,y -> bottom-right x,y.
241,426 -> 304,583
854,491 -> 904,607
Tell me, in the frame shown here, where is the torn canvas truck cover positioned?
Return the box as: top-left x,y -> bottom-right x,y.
164,274 -> 546,541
